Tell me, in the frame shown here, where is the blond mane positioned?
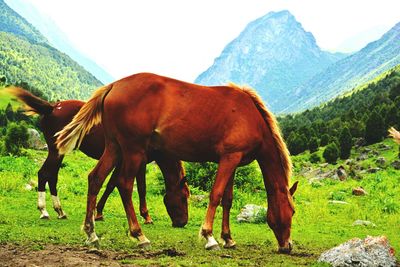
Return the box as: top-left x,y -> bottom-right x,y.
228,83 -> 292,183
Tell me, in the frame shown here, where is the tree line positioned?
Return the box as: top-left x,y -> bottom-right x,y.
278,65 -> 400,163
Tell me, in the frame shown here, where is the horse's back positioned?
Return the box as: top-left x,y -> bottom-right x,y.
103,73 -> 266,161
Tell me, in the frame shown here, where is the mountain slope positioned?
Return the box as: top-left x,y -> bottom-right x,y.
0,0 -> 47,44
195,10 -> 346,112
4,0 -> 114,84
282,22 -> 400,114
0,0 -> 102,100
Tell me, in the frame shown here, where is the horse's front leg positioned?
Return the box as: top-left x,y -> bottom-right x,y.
201,153 -> 242,250
136,164 -> 153,224
221,175 -> 236,248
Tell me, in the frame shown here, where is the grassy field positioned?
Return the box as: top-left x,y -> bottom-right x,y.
0,139 -> 399,266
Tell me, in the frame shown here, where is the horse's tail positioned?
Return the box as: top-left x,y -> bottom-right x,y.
6,87 -> 54,115
231,84 -> 292,181
55,84 -> 113,155
389,127 -> 400,144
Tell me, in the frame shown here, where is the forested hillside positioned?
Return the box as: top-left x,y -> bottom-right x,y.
280,64 -> 400,158
0,0 -> 102,101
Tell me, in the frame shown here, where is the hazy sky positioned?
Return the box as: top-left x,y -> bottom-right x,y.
21,0 -> 400,82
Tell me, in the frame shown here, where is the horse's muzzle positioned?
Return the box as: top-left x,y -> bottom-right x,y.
278,241 -> 293,254
172,221 -> 187,228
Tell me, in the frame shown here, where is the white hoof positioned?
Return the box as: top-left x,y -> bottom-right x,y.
205,236 -> 220,250
39,209 -> 50,219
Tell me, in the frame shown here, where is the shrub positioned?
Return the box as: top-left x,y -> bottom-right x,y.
323,142 -> 339,164
2,122 -> 29,156
309,152 -> 321,163
184,161 -> 263,192
308,137 -> 319,153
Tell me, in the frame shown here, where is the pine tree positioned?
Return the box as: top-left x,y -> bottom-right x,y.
339,127 -> 352,159
308,137 -> 319,153
365,109 -> 385,145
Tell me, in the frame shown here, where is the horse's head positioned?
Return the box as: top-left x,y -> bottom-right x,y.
266,181 -> 298,254
163,176 -> 190,227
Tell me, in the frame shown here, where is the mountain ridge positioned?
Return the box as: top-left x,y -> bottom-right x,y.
195,10 -> 346,112
4,0 -> 114,84
282,21 -> 400,113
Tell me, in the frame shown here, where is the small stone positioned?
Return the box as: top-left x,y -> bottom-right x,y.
352,187 -> 367,196
328,200 -> 349,205
352,220 -> 376,227
375,157 -> 386,166
367,167 -> 380,173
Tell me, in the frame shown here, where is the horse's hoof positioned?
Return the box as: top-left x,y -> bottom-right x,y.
94,215 -> 104,221
85,239 -> 100,249
278,247 -> 292,254
144,218 -> 153,224
223,239 -> 236,249
206,243 -> 220,250
40,215 -> 50,220
58,214 -> 67,219
138,240 -> 151,249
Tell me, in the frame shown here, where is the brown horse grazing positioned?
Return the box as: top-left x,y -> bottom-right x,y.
56,73 -> 298,252
8,87 -> 189,227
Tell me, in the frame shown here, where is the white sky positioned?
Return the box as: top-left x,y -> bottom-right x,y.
23,0 -> 400,82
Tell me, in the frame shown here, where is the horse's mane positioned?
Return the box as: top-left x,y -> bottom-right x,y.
228,83 -> 292,183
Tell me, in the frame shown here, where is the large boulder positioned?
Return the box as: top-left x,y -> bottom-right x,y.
237,204 -> 267,223
319,236 -> 397,267
27,128 -> 46,150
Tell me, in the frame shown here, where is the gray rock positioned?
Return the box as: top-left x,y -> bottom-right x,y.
337,166 -> 347,181
357,153 -> 368,161
378,143 -> 392,150
318,236 -> 396,267
375,157 -> 386,166
391,160 -> 400,170
352,220 -> 376,227
367,167 -> 380,173
237,204 -> 267,223
27,128 -> 46,150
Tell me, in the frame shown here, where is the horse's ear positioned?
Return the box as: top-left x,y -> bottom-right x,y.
289,181 -> 299,196
180,176 -> 188,187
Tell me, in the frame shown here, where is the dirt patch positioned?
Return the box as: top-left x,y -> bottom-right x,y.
0,243 -> 185,267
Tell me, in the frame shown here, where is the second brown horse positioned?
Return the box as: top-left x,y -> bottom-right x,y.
8,87 -> 189,227
56,73 -> 298,252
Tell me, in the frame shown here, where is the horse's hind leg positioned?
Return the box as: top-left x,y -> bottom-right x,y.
221,174 -> 236,248
201,152 -> 242,250
117,150 -> 150,248
95,162 -> 120,221
83,143 -> 118,246
136,164 -> 153,224
37,151 -> 64,219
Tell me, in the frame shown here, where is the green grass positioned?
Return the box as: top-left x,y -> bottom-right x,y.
0,140 -> 399,266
